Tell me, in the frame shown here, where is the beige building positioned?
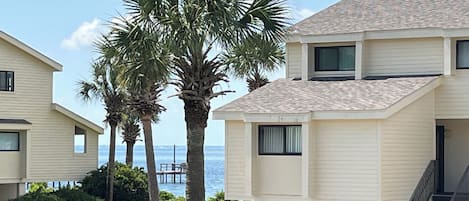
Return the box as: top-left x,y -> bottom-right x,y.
0,31 -> 103,200
214,1 -> 469,201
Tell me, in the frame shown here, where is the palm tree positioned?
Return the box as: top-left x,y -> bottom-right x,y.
121,111 -> 141,167
78,39 -> 126,201
109,17 -> 171,201
118,1 -> 288,200
223,35 -> 285,92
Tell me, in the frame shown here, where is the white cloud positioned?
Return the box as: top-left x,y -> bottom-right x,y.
298,8 -> 315,20
289,6 -> 316,23
61,18 -> 104,50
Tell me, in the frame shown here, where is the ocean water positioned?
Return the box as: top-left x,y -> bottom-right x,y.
98,145 -> 224,197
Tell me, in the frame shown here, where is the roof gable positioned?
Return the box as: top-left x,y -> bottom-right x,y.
51,103 -> 104,134
0,31 -> 62,71
290,0 -> 469,36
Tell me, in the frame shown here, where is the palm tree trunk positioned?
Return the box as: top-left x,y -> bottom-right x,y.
106,123 -> 117,201
141,114 -> 159,201
125,142 -> 135,167
184,100 -> 207,201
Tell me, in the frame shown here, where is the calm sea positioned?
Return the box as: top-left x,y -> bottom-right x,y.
98,145 -> 224,197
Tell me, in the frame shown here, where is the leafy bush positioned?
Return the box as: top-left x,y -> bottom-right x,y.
80,162 -> 148,201
207,191 -> 224,201
10,191 -> 64,201
159,191 -> 185,201
11,187 -> 99,201
29,182 -> 53,193
52,188 -> 100,201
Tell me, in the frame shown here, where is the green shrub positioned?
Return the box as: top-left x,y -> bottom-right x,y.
159,191 -> 185,201
207,191 -> 224,201
29,182 -> 53,193
52,188 -> 100,201
80,162 -> 148,201
10,191 -> 64,201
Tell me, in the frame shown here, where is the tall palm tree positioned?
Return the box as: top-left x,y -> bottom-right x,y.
119,0 -> 288,200
78,39 -> 126,201
109,17 -> 171,201
121,112 -> 141,167
223,35 -> 285,92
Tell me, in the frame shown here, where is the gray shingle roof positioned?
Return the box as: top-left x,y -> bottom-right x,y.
214,76 -> 438,114
290,0 -> 469,36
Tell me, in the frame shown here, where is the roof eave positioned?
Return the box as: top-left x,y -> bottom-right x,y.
0,31 -> 63,71
213,77 -> 441,122
286,27 -> 469,43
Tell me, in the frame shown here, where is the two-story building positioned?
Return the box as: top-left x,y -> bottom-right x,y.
214,1 -> 469,201
0,31 -> 103,200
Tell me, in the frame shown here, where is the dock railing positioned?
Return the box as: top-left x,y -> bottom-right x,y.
157,162 -> 187,184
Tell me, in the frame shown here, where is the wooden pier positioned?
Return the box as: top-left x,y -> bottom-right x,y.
157,145 -> 186,184
157,162 -> 186,184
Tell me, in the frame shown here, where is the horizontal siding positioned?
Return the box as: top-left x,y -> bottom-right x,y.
0,38 -> 99,181
381,92 -> 435,201
435,70 -> 469,118
28,110 -> 99,181
254,156 -> 302,196
364,38 -> 443,76
287,43 -> 302,78
225,121 -> 245,199
314,120 -> 378,201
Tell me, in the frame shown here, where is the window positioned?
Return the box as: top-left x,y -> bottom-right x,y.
259,125 -> 301,155
315,46 -> 355,71
0,132 -> 19,151
74,126 -> 86,153
457,41 -> 469,69
0,71 -> 14,91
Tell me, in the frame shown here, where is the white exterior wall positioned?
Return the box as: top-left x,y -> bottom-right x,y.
313,120 -> 379,201
0,37 -> 99,182
364,38 -> 444,76
436,70 -> 469,119
225,121 -> 247,200
381,92 -> 435,201
286,43 -> 302,78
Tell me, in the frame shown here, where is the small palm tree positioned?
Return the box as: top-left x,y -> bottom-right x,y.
78,39 -> 126,201
223,35 -> 285,92
109,17 -> 171,201
121,112 -> 140,167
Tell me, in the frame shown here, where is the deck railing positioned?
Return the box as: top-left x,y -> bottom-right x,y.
409,160 -> 437,201
450,164 -> 469,201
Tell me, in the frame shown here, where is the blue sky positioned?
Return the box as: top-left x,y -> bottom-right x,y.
0,0 -> 339,146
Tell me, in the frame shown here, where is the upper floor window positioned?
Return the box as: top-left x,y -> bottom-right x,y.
259,125 -> 301,155
315,46 -> 355,71
0,132 -> 19,151
457,41 -> 469,69
0,71 -> 14,91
